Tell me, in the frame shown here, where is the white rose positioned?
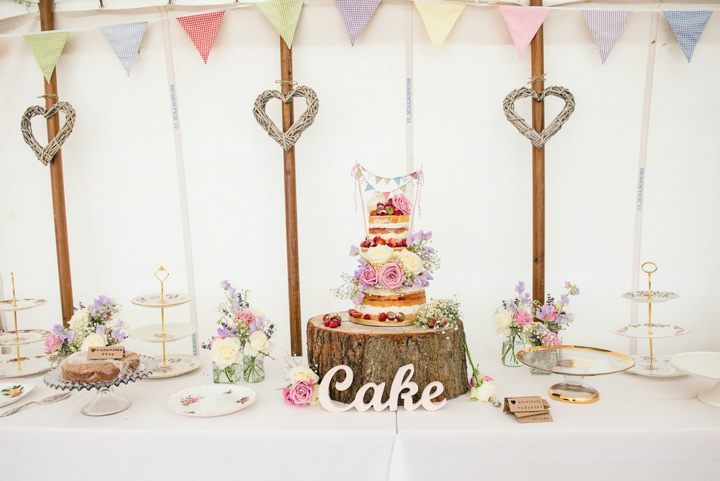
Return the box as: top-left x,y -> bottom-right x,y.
469,381 -> 496,402
69,308 -> 90,331
365,194 -> 385,214
248,307 -> 267,322
362,245 -> 395,265
80,333 -> 106,352
244,331 -> 275,356
211,337 -> 242,368
290,365 -> 319,383
396,249 -> 423,275
309,384 -> 321,407
493,309 -> 513,336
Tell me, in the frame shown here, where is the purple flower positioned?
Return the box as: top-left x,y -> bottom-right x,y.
560,294 -> 569,305
407,231 -> 422,246
96,325 -> 106,335
423,231 -> 432,241
220,280 -> 231,289
564,281 -> 571,289
52,324 -> 63,336
412,272 -> 433,288
515,281 -> 525,294
349,245 -> 360,257
426,247 -> 435,254
537,304 -> 557,322
112,327 -> 127,340
217,325 -> 234,338
61,329 -> 75,343
354,291 -> 365,305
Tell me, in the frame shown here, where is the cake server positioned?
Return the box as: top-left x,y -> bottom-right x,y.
0,392 -> 71,418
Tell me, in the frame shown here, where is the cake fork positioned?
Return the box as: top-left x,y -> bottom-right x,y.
0,392 -> 71,418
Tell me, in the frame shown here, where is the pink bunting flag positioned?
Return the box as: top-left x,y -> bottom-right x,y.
176,10 -> 226,64
335,0 -> 381,46
499,6 -> 549,58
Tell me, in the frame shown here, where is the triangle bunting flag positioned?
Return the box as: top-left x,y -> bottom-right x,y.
581,10 -> 632,64
24,31 -> 70,83
663,11 -> 713,63
499,6 -> 549,58
414,2 -> 465,52
177,10 -> 226,64
100,22 -> 148,76
257,0 -> 305,49
335,0 -> 381,46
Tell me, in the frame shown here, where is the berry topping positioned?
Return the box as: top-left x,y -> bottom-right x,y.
378,210 -> 387,216
323,314 -> 332,321
387,312 -> 396,320
360,240 -> 369,248
363,314 -> 371,320
389,238 -> 397,247
329,321 -> 339,328
324,320 -> 330,327
429,318 -> 437,328
378,313 -> 388,322
401,239 -> 407,247
376,202 -> 385,209
397,312 -> 406,321
348,309 -> 360,318
369,210 -> 377,217
376,238 -> 386,245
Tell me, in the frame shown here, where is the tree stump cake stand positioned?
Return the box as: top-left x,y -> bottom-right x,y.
307,312 -> 468,404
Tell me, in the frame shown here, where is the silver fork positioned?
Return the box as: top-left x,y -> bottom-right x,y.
0,392 -> 71,417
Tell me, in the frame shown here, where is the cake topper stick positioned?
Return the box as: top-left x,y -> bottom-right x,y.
408,163 -> 423,235
11,273 -> 21,371
154,266 -> 170,371
642,261 -> 658,370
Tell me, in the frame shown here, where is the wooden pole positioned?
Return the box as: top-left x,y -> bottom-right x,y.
530,0 -> 545,303
39,0 -> 74,327
280,38 -> 302,356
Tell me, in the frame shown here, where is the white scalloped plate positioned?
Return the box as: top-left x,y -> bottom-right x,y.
167,384 -> 257,417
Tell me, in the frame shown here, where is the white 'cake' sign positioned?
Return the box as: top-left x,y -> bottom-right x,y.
319,364 -> 446,412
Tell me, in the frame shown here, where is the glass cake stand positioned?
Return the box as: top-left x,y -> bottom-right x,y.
43,355 -> 158,416
517,345 -> 635,404
130,267 -> 200,379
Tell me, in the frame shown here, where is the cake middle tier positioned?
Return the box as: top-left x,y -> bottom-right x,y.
368,214 -> 410,241
355,286 -> 426,323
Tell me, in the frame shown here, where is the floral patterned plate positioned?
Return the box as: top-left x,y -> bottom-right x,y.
148,354 -> 202,379
130,323 -> 196,343
130,293 -> 193,308
621,291 -> 679,303
627,355 -> 686,378
167,384 -> 257,417
0,355 -> 54,378
0,298 -> 47,312
0,382 -> 35,408
0,329 -> 51,347
613,323 -> 688,339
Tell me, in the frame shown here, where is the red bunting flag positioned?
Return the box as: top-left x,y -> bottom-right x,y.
176,10 -> 226,64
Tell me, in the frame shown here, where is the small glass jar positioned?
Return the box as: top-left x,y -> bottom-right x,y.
213,362 -> 242,384
242,354 -> 265,383
501,333 -> 526,367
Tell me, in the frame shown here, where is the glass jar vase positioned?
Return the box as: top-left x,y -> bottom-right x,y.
501,333 -> 527,367
213,362 -> 242,384
243,354 -> 265,383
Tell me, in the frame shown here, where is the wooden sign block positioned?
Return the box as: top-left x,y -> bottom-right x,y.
87,346 -> 125,360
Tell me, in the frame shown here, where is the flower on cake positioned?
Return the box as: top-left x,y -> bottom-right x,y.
283,358 -> 321,407
392,193 -> 412,215
47,296 -> 126,357
378,262 -> 405,290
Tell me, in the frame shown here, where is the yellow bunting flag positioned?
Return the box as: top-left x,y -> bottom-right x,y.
257,0 -> 305,49
24,31 -> 70,83
414,2 -> 465,52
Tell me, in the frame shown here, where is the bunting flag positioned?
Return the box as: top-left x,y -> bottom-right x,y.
257,0 -> 305,49
176,10 -> 226,64
353,164 -> 421,196
335,0 -> 381,46
100,22 -> 148,76
663,11 -> 713,63
414,2 -> 465,52
581,10 -> 632,64
24,31 -> 70,83
499,6 -> 549,58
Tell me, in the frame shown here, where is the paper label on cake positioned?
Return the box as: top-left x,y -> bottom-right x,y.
503,396 -> 549,413
87,346 -> 125,360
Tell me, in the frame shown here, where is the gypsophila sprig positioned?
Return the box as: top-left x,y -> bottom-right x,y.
414,297 -> 461,330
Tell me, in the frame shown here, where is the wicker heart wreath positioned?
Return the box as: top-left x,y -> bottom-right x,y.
503,86 -> 575,149
21,101 -> 77,166
253,86 -> 319,152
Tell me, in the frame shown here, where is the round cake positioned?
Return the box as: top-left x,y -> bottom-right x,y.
60,350 -> 140,383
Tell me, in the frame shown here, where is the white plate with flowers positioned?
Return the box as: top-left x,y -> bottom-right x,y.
621,291 -> 679,303
131,293 -> 193,308
0,382 -> 35,408
167,384 -> 257,417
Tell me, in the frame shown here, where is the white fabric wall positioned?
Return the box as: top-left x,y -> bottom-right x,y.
0,1 -> 718,364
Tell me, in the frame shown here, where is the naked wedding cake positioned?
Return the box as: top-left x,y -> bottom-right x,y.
60,350 -> 141,383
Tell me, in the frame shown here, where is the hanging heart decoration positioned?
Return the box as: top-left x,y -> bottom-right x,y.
20,101 -> 77,166
253,86 -> 319,152
502,86 -> 575,149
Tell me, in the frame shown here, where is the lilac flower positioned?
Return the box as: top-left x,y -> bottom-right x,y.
413,272 -> 433,288
515,281 -> 525,294
426,247 -> 435,254
507,300 -> 518,313
560,294 -> 569,305
564,281 -> 571,289
406,232 -> 420,246
52,324 -> 63,336
423,231 -> 432,241
60,329 -> 75,343
354,292 -> 365,305
536,304 -> 557,322
220,280 -> 231,290
217,324 -> 235,338
349,245 -> 360,257
96,325 -> 106,335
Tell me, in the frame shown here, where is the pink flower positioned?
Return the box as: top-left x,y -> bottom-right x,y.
283,380 -> 315,407
359,265 -> 378,287
514,310 -> 533,327
236,310 -> 256,324
378,262 -> 405,290
542,331 -> 560,346
392,193 -> 412,215
43,334 -> 61,355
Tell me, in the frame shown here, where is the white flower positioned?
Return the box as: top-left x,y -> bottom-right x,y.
244,331 -> 275,356
211,337 -> 242,368
290,365 -> 319,383
493,309 -> 513,336
309,384 -> 321,406
365,194 -> 385,214
396,249 -> 423,275
469,380 -> 496,402
80,333 -> 106,352
69,308 -> 90,331
362,245 -> 395,265
248,307 -> 267,323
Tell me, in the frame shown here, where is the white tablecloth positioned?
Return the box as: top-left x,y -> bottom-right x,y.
1,351 -> 719,480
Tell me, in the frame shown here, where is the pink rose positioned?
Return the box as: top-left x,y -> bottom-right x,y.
43,334 -> 61,355
236,310 -> 256,324
378,262 -> 405,290
514,310 -> 533,327
284,380 -> 315,407
392,193 -> 412,215
542,331 -> 560,346
359,265 -> 378,287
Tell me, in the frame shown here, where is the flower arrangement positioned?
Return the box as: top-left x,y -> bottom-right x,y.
413,297 -> 461,330
334,230 -> 440,304
45,295 -> 126,357
202,281 -> 275,383
461,337 -> 497,403
282,359 -> 321,407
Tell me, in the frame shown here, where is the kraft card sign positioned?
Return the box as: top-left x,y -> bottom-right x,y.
253,85 -> 319,152
20,101 -> 77,166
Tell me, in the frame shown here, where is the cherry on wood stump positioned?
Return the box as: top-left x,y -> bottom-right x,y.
307,312 -> 468,404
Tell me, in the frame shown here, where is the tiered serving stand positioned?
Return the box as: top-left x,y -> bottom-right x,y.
615,262 -> 686,377
0,273 -> 51,378
130,267 -> 200,379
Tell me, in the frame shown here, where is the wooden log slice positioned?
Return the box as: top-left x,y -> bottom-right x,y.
307,312 -> 469,405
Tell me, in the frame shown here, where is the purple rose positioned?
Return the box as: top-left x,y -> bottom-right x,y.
393,193 -> 412,215
378,262 -> 406,290
359,265 -> 378,287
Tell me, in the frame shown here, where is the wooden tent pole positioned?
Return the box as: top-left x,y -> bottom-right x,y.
280,38 -> 302,356
530,0 -> 545,303
39,0 -> 73,327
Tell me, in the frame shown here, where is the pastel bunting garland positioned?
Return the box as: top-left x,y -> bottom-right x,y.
24,31 -> 70,83
176,11 -> 226,64
414,2 -> 466,52
257,0 -> 305,49
499,5 -> 550,58
663,11 -> 713,63
100,22 -> 148,75
581,10 -> 632,64
335,0 -> 381,46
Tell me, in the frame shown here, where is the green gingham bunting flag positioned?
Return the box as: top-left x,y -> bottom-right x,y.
24,31 -> 70,83
257,0 -> 305,49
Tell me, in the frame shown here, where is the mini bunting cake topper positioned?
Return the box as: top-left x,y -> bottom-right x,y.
253,85 -> 319,151
503,86 -> 575,149
20,101 -> 77,166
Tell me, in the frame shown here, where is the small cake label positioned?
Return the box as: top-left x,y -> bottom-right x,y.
503,396 -> 553,423
87,346 -> 125,360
